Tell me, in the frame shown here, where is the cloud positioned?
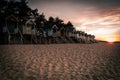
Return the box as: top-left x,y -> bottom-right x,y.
80,8 -> 120,34
87,28 -> 119,35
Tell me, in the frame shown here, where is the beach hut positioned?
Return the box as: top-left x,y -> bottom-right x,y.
52,24 -> 59,37
23,19 -> 36,35
4,15 -> 23,44
85,34 -> 91,43
79,31 -> 86,43
52,24 -> 64,43
79,31 -> 85,43
23,19 -> 37,43
5,15 -> 19,34
73,31 -> 81,43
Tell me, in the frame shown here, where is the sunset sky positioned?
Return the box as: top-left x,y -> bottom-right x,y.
28,0 -> 120,42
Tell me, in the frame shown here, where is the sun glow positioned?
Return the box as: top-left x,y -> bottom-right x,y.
106,38 -> 116,43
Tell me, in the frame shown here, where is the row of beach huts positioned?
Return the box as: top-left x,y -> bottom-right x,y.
0,14 -> 97,44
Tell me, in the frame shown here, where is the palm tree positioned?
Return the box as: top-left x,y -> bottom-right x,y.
0,0 -> 8,43
35,13 -> 46,29
65,21 -> 74,37
44,16 -> 55,43
19,1 -> 31,19
46,16 -> 55,29
54,17 -> 63,30
31,9 -> 39,18
0,0 -> 9,19
34,13 -> 47,43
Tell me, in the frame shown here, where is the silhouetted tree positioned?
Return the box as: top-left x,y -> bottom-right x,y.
66,21 -> 74,32
0,0 -> 97,44
0,0 -> 8,18
54,17 -> 64,30
35,13 -> 46,30
31,9 -> 39,18
46,16 -> 55,29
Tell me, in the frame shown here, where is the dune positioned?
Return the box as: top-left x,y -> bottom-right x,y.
0,42 -> 120,80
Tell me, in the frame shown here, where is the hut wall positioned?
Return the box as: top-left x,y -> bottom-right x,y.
7,20 -> 18,34
54,30 -> 61,37
48,29 -> 54,36
23,26 -> 31,35
76,34 -> 79,38
68,32 -> 72,37
31,29 -> 36,35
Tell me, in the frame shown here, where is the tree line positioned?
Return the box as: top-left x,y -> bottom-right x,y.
0,0 -> 97,44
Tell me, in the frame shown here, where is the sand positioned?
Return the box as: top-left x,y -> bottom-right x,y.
0,42 -> 120,80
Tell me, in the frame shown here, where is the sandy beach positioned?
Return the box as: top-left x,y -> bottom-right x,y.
0,42 -> 120,80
